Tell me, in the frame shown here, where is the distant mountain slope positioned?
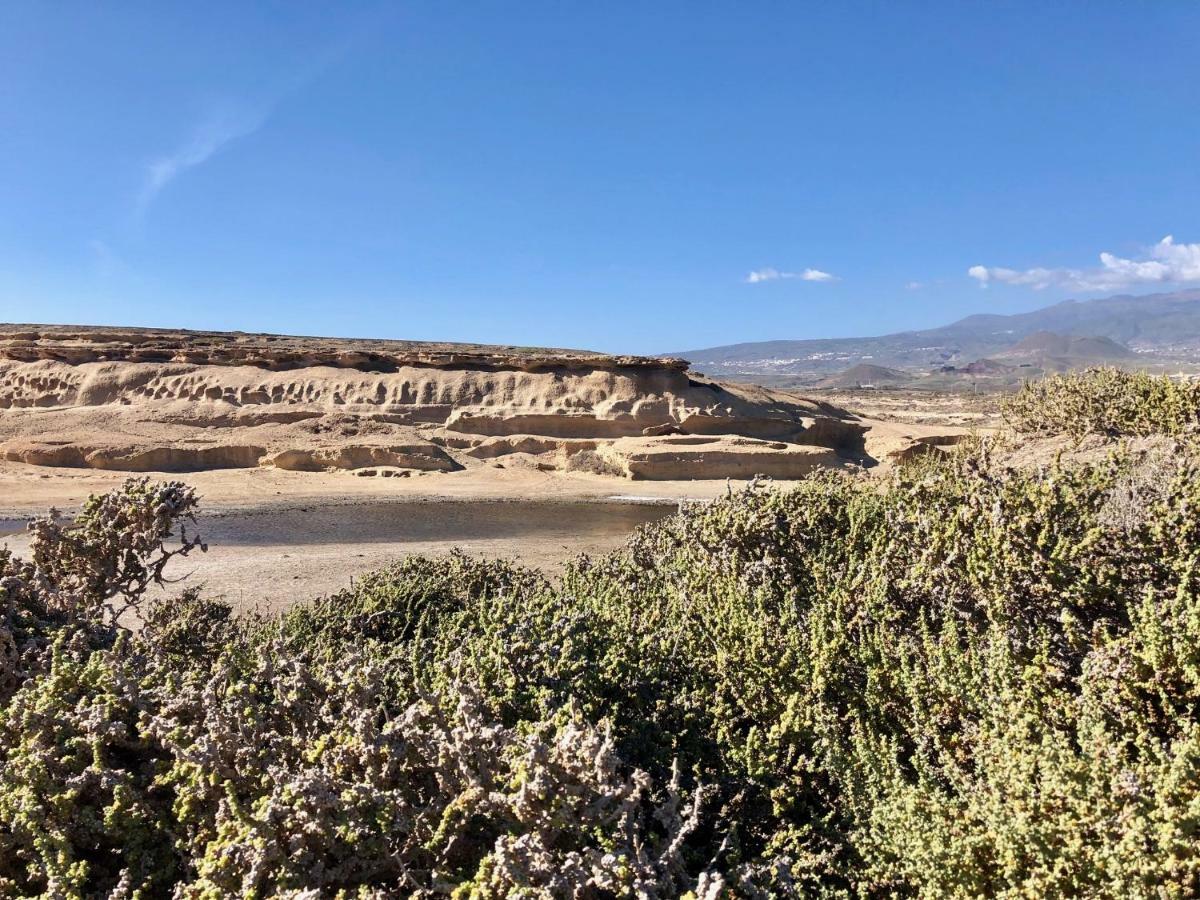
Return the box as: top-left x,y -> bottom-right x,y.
959,358 -> 1018,376
995,332 -> 1134,364
942,290 -> 1200,350
818,364 -> 914,388
678,289 -> 1200,385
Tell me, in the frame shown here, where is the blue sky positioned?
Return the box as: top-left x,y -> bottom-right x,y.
2,2 -> 1198,354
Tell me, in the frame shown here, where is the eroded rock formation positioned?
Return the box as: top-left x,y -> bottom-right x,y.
0,326 -> 869,480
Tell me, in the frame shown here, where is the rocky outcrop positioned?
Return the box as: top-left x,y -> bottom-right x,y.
1,442 -> 267,472
595,436 -> 844,480
0,326 -> 870,479
464,436 -> 600,459
266,445 -> 459,472
0,325 -> 687,373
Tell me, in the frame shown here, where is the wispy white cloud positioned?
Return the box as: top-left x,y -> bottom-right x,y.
129,10 -> 384,221
137,103 -> 265,214
745,267 -> 838,284
969,236 -> 1200,292
905,280 -> 925,290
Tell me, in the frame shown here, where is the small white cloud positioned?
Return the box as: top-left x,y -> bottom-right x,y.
138,103 -> 265,214
966,265 -> 991,286
800,268 -> 836,282
905,280 -> 925,290
968,236 -> 1200,292
745,267 -> 838,284
746,267 -> 785,283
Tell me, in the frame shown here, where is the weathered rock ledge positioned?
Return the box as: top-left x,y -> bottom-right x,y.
0,325 -> 688,373
0,325 -> 875,480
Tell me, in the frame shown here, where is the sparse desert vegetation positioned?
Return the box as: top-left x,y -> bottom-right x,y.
1003,366 -> 1200,439
3,370 -> 1200,897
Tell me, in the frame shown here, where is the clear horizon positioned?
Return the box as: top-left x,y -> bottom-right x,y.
3,2 -> 1199,354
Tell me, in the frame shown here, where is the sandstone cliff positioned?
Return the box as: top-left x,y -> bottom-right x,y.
0,325 -> 869,480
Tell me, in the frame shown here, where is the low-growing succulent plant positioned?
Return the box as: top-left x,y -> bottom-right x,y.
1003,366 -> 1200,438
3,372 -> 1200,897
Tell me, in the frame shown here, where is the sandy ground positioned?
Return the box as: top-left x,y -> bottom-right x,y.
813,388 -> 1004,427
0,461 -> 749,613
2,497 -> 674,615
0,414 -> 971,616
0,459 -> 745,515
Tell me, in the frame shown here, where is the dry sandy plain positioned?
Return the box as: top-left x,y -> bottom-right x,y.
0,326 -> 979,611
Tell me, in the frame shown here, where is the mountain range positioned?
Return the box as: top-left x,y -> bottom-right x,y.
678,289 -> 1200,389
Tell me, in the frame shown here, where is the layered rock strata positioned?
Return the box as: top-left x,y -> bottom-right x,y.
0,326 -> 869,480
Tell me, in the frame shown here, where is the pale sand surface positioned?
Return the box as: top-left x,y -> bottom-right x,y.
2,500 -> 674,615
0,461 -> 742,613
0,459 -> 741,515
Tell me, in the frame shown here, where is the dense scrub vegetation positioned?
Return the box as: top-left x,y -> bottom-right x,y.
1004,366 -> 1200,437
4,373 -> 1200,897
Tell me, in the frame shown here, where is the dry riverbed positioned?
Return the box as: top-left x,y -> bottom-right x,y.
0,461 -> 733,613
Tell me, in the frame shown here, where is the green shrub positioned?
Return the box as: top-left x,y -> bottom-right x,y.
0,479 -> 203,896
0,634 -> 177,897
1003,366 -> 1200,438
3,417 -> 1200,896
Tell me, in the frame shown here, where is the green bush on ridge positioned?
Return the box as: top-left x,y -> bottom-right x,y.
3,375 -> 1200,896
